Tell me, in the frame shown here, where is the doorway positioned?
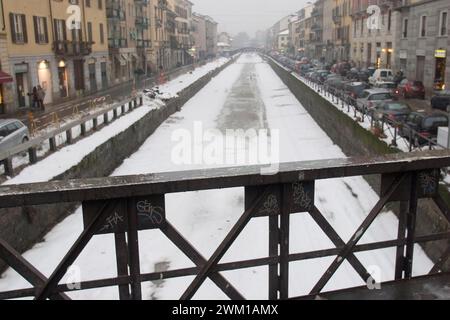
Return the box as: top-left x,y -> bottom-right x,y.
88,63 -> 97,92
434,57 -> 446,90
416,56 -> 425,82
15,72 -> 28,108
101,62 -> 108,90
37,61 -> 53,104
57,65 -> 68,98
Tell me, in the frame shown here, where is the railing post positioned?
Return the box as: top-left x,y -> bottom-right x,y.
139,96 -> 143,106
279,184 -> 291,300
3,157 -> 13,177
114,233 -> 131,300
49,137 -> 57,152
129,101 -> 133,111
28,147 -> 38,164
93,117 -> 98,130
80,123 -> 86,136
268,213 -> 279,300
404,172 -> 419,278
394,201 -> 408,280
103,113 -> 109,125
121,104 -> 125,115
66,129 -> 73,144
113,108 -> 118,120
127,199 -> 142,300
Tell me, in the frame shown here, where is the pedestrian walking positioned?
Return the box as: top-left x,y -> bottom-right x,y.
27,87 -> 39,109
37,85 -> 46,111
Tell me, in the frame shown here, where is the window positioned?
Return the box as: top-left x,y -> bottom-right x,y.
99,23 -> 104,44
87,22 -> 93,43
439,11 -> 448,36
387,10 -> 392,32
33,16 -> 48,44
402,18 -> 408,38
98,0 -> 103,9
54,19 -> 66,41
419,15 -> 427,37
86,0 -> 91,7
9,13 -> 27,44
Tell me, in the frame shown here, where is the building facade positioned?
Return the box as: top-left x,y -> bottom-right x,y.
0,0 -> 14,114
395,0 -> 449,94
170,0 -> 193,67
4,0 -> 109,112
350,0 -> 401,70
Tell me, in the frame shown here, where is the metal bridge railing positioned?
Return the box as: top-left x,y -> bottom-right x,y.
0,150 -> 450,299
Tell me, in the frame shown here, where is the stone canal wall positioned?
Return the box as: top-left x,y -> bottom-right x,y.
0,57 -> 237,272
268,58 -> 450,270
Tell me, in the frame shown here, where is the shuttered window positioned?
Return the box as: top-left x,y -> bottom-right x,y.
33,16 -> 49,44
9,13 -> 28,44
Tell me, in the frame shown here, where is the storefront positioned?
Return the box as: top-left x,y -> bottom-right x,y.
57,60 -> 69,98
434,49 -> 447,91
14,63 -> 30,108
37,60 -> 53,105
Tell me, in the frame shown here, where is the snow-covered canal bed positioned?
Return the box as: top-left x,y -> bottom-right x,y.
0,53 -> 433,299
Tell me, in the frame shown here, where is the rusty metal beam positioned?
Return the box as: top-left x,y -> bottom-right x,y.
309,206 -> 371,284
180,187 -> 271,300
0,238 -> 70,300
34,200 -> 119,300
309,173 -> 407,295
1,150 -> 450,208
161,222 -> 245,300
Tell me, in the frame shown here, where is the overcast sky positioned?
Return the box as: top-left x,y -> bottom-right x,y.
191,0 -> 311,37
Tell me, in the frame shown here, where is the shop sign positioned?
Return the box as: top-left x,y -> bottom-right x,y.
435,49 -> 446,58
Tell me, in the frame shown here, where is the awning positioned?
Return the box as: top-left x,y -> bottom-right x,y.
0,71 -> 13,84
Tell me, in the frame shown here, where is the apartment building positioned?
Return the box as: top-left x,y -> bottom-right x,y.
350,0 -> 400,69
0,0 -> 13,114
395,0 -> 449,94
170,0 -> 193,67
192,13 -> 217,59
3,0 -> 108,112
310,0 -> 325,60
298,4 -> 315,58
330,0 -> 352,62
191,13 -> 206,60
106,0 -> 151,84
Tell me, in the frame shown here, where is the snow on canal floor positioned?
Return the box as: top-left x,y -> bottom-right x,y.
0,53 -> 433,299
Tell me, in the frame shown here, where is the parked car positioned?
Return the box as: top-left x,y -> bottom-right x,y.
343,82 -> 370,102
399,112 -> 448,145
374,81 -> 397,90
330,62 -> 351,77
0,119 -> 30,154
431,90 -> 450,111
369,69 -> 394,85
395,79 -> 426,99
356,89 -> 395,112
373,101 -> 412,123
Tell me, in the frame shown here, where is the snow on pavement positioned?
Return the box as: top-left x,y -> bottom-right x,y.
0,53 -> 433,299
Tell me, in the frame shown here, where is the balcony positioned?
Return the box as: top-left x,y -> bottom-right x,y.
134,0 -> 149,6
135,16 -> 150,28
158,0 -> 168,10
137,39 -> 151,48
108,38 -> 128,49
332,14 -> 342,25
107,7 -> 126,21
53,41 -> 93,57
311,23 -> 322,31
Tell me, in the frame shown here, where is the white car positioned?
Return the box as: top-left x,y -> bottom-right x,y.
369,69 -> 394,86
